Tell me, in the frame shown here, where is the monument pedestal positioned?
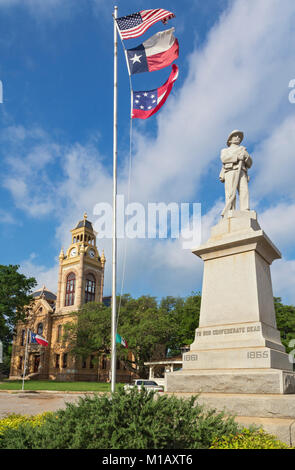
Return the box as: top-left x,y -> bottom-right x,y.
166,211 -> 295,394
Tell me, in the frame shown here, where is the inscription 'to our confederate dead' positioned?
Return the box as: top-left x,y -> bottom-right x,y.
196,325 -> 261,337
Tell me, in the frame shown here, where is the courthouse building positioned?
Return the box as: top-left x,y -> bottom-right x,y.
9,214 -> 134,382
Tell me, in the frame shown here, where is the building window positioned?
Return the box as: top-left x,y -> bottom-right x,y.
57,325 -> 62,342
21,329 -> 26,346
82,358 -> 87,369
18,356 -> 23,370
85,273 -> 96,303
65,273 -> 76,306
37,323 -> 43,336
55,354 -> 60,369
116,358 -> 121,370
90,355 -> 95,369
62,353 -> 68,368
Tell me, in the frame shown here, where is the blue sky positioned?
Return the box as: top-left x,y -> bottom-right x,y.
0,0 -> 295,305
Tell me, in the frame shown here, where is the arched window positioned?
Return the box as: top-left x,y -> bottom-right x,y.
85,273 -> 96,303
37,323 -> 43,336
65,272 -> 76,306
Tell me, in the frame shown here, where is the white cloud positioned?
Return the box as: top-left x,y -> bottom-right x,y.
7,0 -> 295,304
19,253 -> 59,294
127,0 -> 295,205
119,0 -> 295,301
1,126 -> 61,216
0,0 -> 70,10
200,200 -> 224,243
0,209 -> 21,225
271,259 -> 295,305
0,0 -> 111,20
252,115 -> 295,201
258,202 -> 295,252
0,0 -> 80,20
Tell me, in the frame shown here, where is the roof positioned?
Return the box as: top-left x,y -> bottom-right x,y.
75,219 -> 93,230
32,287 -> 57,301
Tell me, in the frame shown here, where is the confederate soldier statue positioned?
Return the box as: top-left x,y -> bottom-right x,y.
219,130 -> 252,216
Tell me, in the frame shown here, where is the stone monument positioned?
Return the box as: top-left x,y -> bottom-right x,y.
166,130 -> 295,395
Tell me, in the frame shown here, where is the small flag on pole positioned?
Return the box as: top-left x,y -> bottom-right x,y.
132,64 -> 179,119
116,9 -> 175,40
116,333 -> 128,348
126,28 -> 179,75
30,332 -> 48,347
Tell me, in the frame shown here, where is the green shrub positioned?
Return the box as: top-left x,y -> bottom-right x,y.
210,428 -> 293,449
0,388 -> 239,449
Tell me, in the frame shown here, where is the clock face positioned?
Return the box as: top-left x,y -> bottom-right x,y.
70,248 -> 77,257
89,249 -> 95,258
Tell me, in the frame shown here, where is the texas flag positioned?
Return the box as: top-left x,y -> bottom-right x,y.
126,28 -> 179,75
132,64 -> 179,119
30,332 -> 48,347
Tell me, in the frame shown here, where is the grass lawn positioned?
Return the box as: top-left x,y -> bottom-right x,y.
0,380 -> 123,392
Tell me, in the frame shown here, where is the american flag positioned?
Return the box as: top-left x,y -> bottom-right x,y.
116,9 -> 175,40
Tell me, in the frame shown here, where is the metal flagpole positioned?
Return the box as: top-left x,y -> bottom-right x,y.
111,5 -> 118,394
22,328 -> 30,391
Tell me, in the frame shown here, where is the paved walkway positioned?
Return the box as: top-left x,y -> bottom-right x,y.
0,391 -> 97,417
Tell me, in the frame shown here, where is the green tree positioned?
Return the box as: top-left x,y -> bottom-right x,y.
0,264 -> 37,375
118,294 -> 178,376
63,301 -> 111,359
64,295 -> 180,377
160,293 -> 201,357
274,297 -> 295,354
0,265 -> 37,342
62,292 -> 295,378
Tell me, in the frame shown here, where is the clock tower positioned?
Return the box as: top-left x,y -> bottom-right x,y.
55,213 -> 106,313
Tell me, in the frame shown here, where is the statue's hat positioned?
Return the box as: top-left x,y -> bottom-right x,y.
227,130 -> 244,147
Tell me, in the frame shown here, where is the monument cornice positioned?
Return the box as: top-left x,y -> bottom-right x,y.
193,229 -> 281,265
